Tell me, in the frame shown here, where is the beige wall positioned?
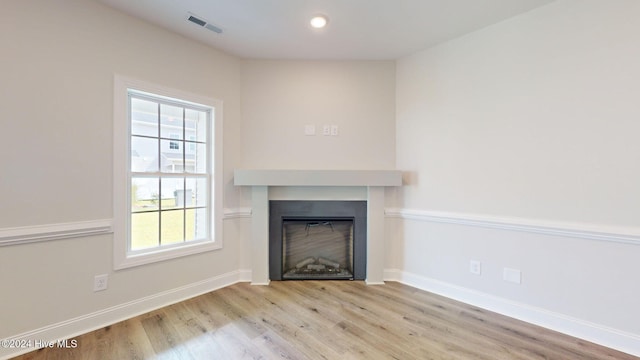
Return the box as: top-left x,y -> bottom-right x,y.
3,0 -> 639,356
0,0 -> 244,345
394,0 -> 640,350
0,1 -> 398,353
241,60 -> 396,171
396,0 -> 640,226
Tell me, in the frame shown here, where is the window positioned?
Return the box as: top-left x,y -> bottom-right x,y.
113,75 -> 223,269
169,134 -> 180,150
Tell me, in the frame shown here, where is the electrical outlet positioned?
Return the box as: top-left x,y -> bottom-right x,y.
330,125 -> 339,136
469,260 -> 481,275
94,274 -> 108,292
322,125 -> 331,136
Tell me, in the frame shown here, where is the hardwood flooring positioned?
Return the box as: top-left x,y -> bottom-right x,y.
13,281 -> 638,359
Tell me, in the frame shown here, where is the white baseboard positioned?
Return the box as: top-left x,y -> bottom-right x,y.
1,270 -> 246,360
237,268 -> 253,282
365,280 -> 386,285
4,268 -> 637,359
384,269 -> 640,358
383,268 -> 402,281
251,281 -> 271,286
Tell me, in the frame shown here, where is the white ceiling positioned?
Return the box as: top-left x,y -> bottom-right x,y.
98,0 -> 555,60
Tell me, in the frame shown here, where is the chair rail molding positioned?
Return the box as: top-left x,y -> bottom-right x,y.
385,208 -> 640,246
0,219 -> 113,247
223,207 -> 252,219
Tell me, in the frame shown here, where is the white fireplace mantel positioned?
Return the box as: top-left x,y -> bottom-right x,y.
234,169 -> 402,285
234,169 -> 402,187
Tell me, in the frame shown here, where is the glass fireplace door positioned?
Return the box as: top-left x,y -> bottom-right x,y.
281,219 -> 354,280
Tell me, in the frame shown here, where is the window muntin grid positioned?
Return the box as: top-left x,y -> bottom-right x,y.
128,92 -> 211,251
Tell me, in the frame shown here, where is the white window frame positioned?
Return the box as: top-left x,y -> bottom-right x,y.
113,75 -> 223,269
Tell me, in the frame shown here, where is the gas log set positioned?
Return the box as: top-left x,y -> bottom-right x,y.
290,256 -> 342,273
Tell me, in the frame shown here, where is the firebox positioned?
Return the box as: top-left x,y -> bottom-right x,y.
269,201 -> 366,280
282,219 -> 353,279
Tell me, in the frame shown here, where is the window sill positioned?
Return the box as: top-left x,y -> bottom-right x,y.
114,239 -> 221,270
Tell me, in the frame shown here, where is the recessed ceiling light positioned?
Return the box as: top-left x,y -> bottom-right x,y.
310,15 -> 328,29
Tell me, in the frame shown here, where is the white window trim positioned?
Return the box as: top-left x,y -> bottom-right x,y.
113,74 -> 223,270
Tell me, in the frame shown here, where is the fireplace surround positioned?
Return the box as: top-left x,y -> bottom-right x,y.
233,169 -> 402,285
269,200 -> 366,280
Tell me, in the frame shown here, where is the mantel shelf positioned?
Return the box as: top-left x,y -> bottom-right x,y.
233,169 -> 402,187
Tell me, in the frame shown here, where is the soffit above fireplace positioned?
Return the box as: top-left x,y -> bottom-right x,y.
234,169 -> 402,187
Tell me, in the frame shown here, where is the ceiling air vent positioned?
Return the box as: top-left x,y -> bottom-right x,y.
187,13 -> 223,34
187,15 -> 206,27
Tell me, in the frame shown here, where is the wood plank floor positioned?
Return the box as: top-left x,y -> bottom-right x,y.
14,281 -> 638,359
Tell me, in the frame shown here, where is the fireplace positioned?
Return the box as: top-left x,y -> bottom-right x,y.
282,219 -> 354,279
234,168 -> 401,284
269,200 -> 366,280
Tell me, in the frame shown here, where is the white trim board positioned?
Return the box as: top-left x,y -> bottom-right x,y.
234,169 -> 402,187
0,210 -> 251,248
223,207 -> 252,219
385,208 -> 640,246
0,270 -> 245,360
383,269 -> 640,358
0,219 -> 113,247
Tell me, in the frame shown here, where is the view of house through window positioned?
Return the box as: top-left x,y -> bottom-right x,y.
129,92 -> 210,251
